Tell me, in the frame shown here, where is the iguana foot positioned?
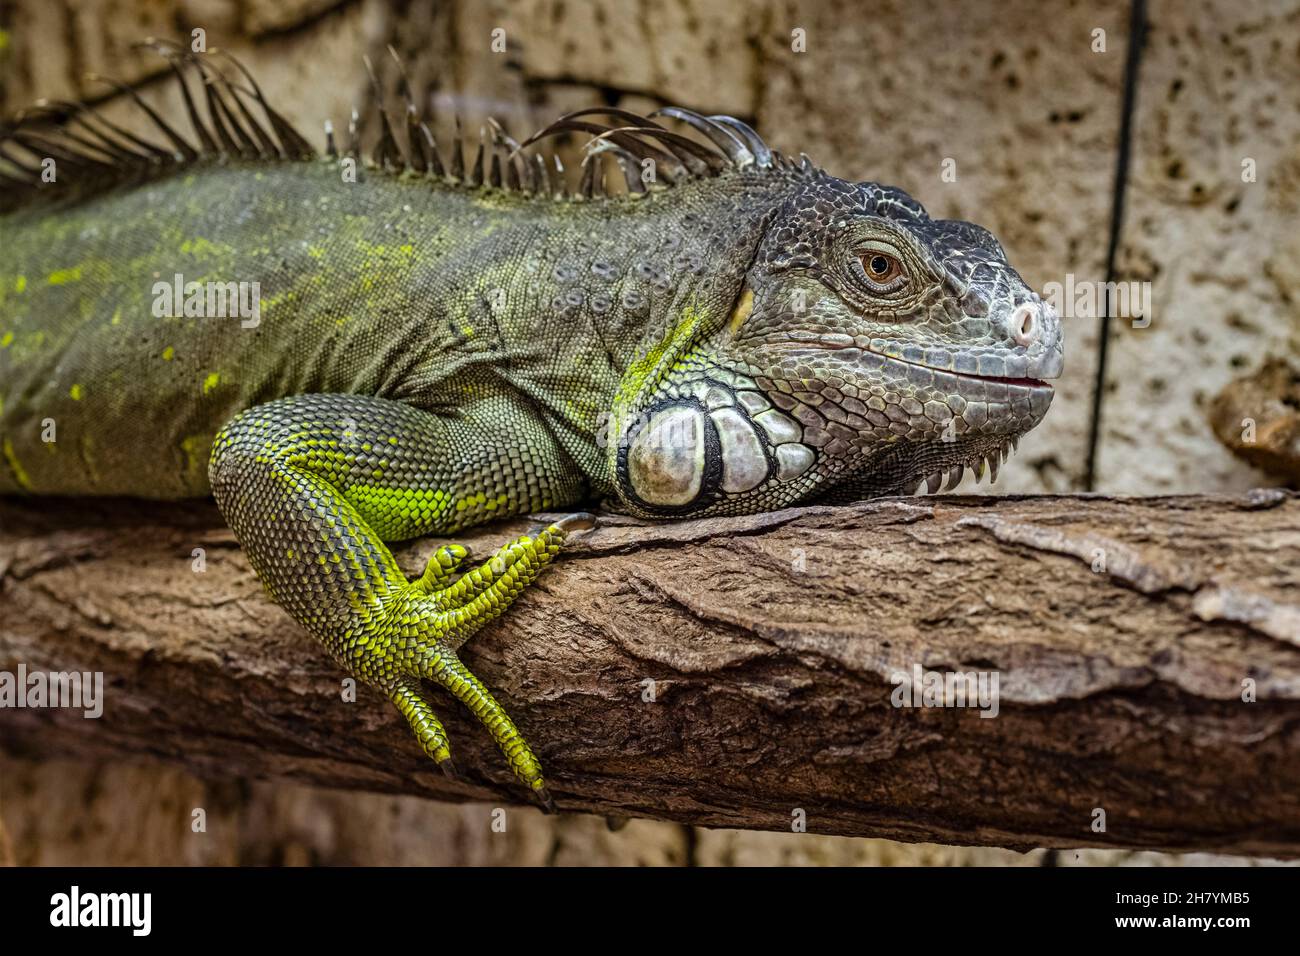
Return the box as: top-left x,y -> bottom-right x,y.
211,396 -> 594,812
379,518 -> 583,810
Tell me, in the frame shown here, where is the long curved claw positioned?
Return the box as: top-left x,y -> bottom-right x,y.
535,785 -> 557,814
551,511 -> 597,534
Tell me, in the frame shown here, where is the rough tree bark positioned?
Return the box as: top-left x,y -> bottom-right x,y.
1,490 -> 1298,857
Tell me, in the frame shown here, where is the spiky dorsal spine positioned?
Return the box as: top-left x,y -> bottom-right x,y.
0,40 -> 805,214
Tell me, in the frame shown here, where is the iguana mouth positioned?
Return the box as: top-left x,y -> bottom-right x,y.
769,340 -> 1053,392
915,363 -> 1052,391
869,349 -> 1055,393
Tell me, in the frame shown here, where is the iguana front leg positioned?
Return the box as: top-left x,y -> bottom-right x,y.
208,392 -> 584,808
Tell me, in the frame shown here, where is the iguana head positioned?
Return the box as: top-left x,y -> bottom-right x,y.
611,172 -> 1063,516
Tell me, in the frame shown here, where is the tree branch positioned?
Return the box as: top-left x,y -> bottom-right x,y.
2,491 -> 1298,856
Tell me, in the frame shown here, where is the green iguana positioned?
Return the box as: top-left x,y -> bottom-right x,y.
0,44 -> 1063,808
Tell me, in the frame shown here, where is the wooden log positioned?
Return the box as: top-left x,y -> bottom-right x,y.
1,490 -> 1298,856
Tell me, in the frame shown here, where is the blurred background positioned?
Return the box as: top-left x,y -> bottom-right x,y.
1,0 -> 1296,865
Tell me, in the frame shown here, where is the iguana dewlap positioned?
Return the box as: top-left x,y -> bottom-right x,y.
0,45 -> 1063,806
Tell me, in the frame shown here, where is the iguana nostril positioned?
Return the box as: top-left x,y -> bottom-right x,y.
1011,304 -> 1038,346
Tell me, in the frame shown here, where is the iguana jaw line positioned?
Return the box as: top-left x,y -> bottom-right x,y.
884,353 -> 1053,391
765,340 -> 1054,394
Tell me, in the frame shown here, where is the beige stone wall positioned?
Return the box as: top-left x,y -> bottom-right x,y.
1100,0 -> 1300,491
1,0 -> 1295,865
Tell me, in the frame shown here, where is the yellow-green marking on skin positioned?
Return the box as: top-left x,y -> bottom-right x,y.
47,266 -> 83,286
727,288 -> 754,337
203,372 -> 221,394
69,384 -> 84,401
162,346 -> 175,361
3,438 -> 30,490
179,434 -> 210,486
179,237 -> 223,257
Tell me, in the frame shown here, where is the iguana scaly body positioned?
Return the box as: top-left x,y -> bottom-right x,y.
0,47 -> 1063,806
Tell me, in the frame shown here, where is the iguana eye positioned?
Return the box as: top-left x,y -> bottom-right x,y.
855,247 -> 907,294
